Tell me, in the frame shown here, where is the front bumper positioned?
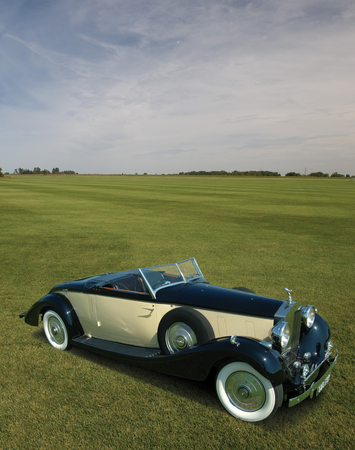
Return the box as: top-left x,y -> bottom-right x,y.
288,349 -> 338,407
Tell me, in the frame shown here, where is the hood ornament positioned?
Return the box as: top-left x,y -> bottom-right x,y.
284,287 -> 293,305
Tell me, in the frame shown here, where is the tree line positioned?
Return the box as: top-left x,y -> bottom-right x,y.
1,167 -> 353,177
285,171 -> 353,177
179,170 -> 281,176
12,167 -> 77,175
178,170 -> 353,177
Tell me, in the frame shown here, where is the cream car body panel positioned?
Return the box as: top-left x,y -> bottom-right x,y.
157,305 -> 273,342
65,291 -> 158,347
195,308 -> 273,341
64,290 -> 273,347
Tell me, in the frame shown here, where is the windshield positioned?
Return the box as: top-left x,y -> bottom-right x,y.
139,258 -> 205,298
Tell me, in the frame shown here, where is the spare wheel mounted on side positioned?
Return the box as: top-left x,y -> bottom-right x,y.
158,307 -> 214,355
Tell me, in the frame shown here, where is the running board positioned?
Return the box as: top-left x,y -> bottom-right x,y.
72,335 -> 161,358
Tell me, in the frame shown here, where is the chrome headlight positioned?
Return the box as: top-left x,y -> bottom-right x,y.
271,321 -> 290,349
302,305 -> 316,329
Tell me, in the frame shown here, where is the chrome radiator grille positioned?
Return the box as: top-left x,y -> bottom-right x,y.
283,307 -> 302,365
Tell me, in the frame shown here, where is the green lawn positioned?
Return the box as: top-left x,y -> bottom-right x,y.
1,175 -> 354,449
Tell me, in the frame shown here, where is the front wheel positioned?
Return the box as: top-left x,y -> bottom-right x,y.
43,310 -> 71,350
216,362 -> 283,422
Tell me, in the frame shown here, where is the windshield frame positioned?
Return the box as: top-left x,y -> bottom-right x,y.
138,257 -> 205,299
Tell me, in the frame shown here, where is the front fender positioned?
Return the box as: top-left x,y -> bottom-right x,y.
299,314 -> 331,360
24,293 -> 84,338
212,337 -> 287,384
143,337 -> 288,383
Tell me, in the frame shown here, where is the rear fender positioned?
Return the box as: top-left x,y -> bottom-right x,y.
24,293 -> 84,338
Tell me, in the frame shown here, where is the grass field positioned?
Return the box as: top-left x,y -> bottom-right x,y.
1,175 -> 354,449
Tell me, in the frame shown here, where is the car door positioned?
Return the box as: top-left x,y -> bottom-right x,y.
93,294 -> 159,348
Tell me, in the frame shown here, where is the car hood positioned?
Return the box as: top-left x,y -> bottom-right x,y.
156,282 -> 284,319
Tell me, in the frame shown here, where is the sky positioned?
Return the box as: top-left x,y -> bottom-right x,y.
1,0 -> 354,175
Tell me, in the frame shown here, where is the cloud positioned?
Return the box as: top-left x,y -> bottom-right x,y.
136,148 -> 193,158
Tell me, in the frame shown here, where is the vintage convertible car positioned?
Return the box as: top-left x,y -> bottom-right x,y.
20,258 -> 337,422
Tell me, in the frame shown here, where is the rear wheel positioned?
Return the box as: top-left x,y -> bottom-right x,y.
43,310 -> 71,350
216,362 -> 283,422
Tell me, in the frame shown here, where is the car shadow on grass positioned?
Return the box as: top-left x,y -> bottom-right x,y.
72,345 -> 221,410
31,328 -> 221,413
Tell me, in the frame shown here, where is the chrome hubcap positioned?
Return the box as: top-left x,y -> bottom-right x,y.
165,322 -> 197,353
48,316 -> 65,345
225,371 -> 266,411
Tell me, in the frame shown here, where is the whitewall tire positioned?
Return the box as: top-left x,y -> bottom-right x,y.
216,362 -> 283,422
